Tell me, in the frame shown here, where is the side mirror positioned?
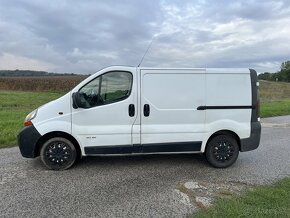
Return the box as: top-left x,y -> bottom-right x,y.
72,92 -> 81,109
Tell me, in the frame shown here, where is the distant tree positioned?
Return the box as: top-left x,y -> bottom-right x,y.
0,70 -> 86,77
258,72 -> 272,80
280,61 -> 290,82
281,61 -> 290,71
258,60 -> 290,82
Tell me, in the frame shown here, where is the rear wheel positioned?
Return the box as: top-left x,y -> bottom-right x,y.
205,134 -> 239,168
40,137 -> 76,170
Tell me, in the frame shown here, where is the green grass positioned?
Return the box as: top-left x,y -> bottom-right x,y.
0,91 -> 64,148
260,80 -> 290,103
261,99 -> 290,118
259,80 -> 290,118
194,178 -> 290,218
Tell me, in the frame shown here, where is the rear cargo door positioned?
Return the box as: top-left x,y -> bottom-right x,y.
140,69 -> 206,153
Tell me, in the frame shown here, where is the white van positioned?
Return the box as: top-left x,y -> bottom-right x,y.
18,66 -> 261,170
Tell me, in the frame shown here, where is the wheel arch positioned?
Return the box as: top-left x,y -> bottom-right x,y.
35,131 -> 82,159
205,130 -> 241,151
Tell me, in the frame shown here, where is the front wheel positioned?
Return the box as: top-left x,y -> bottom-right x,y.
205,134 -> 239,168
40,137 -> 77,170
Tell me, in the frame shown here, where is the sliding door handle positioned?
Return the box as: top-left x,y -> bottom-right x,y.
143,104 -> 150,117
128,104 -> 135,117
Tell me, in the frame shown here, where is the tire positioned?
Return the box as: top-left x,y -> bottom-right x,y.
40,137 -> 77,170
205,134 -> 239,168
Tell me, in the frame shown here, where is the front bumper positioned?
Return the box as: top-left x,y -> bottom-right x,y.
240,121 -> 261,152
17,125 -> 42,158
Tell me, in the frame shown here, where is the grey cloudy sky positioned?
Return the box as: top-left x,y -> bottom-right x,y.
0,0 -> 289,74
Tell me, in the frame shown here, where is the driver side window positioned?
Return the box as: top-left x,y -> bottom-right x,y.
78,71 -> 132,108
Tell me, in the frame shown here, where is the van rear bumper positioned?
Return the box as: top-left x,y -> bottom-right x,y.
240,121 -> 261,152
18,125 -> 41,158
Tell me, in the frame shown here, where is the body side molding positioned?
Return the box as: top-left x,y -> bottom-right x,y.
84,141 -> 202,155
197,105 -> 253,110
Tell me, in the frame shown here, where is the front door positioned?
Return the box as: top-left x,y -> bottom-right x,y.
72,69 -> 138,154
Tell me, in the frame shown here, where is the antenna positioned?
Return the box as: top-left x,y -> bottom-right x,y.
138,36 -> 155,67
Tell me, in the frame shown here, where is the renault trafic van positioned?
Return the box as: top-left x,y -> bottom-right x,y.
18,66 -> 261,170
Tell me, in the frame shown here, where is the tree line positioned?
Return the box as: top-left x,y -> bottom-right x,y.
2,63 -> 290,81
0,70 -> 85,77
258,61 -> 290,82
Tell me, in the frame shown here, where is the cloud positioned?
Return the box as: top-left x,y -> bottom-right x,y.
0,53 -> 55,71
0,0 -> 289,73
142,0 -> 290,72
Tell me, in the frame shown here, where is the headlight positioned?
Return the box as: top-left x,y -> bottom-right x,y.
24,109 -> 38,126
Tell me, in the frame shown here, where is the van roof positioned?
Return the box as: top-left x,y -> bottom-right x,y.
99,65 -> 251,74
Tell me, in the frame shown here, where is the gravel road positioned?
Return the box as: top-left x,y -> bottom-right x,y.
1,116 -> 290,217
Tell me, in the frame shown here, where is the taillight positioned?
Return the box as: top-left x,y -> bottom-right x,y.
256,98 -> 260,118
256,83 -> 260,118
250,69 -> 260,121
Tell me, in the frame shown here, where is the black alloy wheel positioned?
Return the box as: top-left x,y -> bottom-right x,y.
205,134 -> 239,168
40,137 -> 77,170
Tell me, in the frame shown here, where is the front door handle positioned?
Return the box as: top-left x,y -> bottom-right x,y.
144,104 -> 150,117
128,104 -> 135,117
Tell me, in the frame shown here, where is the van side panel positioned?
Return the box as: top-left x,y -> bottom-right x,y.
201,69 -> 252,152
140,69 -> 206,150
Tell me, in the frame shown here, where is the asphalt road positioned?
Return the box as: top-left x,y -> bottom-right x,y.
1,116 -> 290,217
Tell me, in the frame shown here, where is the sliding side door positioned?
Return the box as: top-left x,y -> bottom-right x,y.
140,69 -> 206,153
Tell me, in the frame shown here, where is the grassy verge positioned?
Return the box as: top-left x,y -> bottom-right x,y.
260,99 -> 290,118
259,80 -> 290,118
194,178 -> 290,217
0,91 -> 64,148
260,80 -> 290,102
